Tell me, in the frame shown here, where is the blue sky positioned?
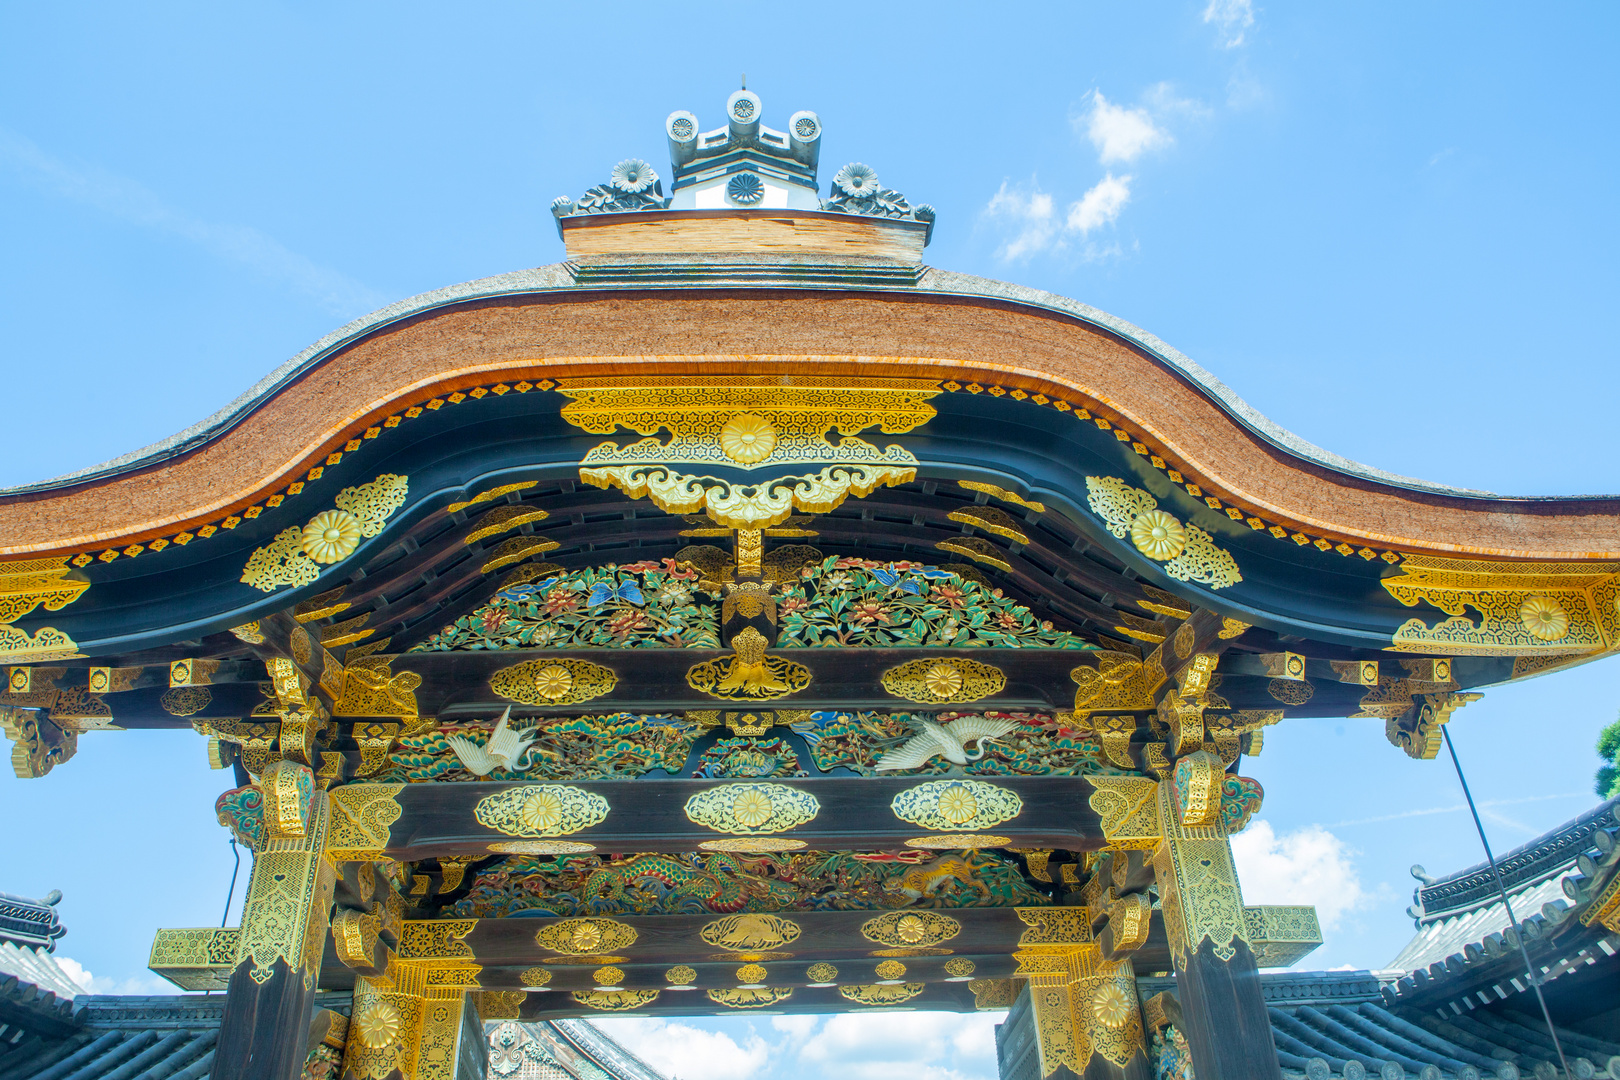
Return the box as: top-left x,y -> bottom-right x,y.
2,4 -> 1618,1079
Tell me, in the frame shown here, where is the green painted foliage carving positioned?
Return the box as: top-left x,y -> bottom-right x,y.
377,713 -> 700,782
413,560 -> 720,651
790,709 -> 1139,778
775,557 -> 1094,648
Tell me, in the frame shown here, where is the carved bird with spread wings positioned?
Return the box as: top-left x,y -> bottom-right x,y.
874,716 -> 1018,772
445,707 -> 539,776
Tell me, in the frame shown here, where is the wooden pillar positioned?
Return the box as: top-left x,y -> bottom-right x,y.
211,762 -> 337,1080
1012,912 -> 1152,1080
1152,779 -> 1281,1080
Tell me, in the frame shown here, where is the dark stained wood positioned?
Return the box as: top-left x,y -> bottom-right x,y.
373,776 -> 1108,857
1174,939 -> 1283,1080
211,958 -> 320,1080
514,979 -> 990,1019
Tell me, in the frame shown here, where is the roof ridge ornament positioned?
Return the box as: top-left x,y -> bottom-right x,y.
550,88 -> 934,244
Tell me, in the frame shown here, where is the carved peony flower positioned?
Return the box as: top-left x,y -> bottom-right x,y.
923,661 -> 964,699
1129,510 -> 1187,561
355,1000 -> 401,1047
519,790 -> 563,833
1520,595 -> 1569,641
937,783 -> 979,825
731,788 -> 775,829
533,664 -> 575,701
834,163 -> 880,198
719,413 -> 777,463
301,509 -> 363,564
1092,981 -> 1132,1028
610,159 -> 658,194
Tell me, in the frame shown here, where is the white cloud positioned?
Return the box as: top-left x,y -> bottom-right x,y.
1203,0 -> 1255,47
800,1012 -> 1004,1068
984,180 -> 1060,260
0,127 -> 386,317
770,1015 -> 820,1043
589,1018 -> 769,1080
1066,174 -> 1132,234
1230,821 -> 1372,936
1083,93 -> 1171,165
55,956 -> 172,996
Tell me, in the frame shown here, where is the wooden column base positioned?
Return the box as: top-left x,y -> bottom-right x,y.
211,959 -> 320,1080
1175,938 -> 1280,1080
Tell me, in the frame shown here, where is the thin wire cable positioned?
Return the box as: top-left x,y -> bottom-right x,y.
221,838 -> 241,928
1442,726 -> 1570,1077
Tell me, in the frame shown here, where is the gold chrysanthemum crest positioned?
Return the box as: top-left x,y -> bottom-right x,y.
684,782 -> 818,834
1085,476 -> 1240,589
536,918 -> 637,955
861,911 -> 961,948
891,780 -> 1023,831
475,786 -> 609,838
879,658 -> 1006,704
489,658 -> 617,706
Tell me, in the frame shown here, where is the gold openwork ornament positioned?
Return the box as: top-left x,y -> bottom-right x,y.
537,918 -> 637,955
489,657 -> 617,706
879,657 -> 1006,704
904,833 -> 1012,850
840,983 -> 924,1006
861,911 -> 961,949
719,414 -> 779,464
806,962 -> 839,984
572,990 -> 659,1011
488,840 -> 596,855
943,957 -> 977,979
242,474 -> 408,592
735,963 -> 768,984
1384,555 -> 1615,654
708,987 -> 792,1009
665,965 -> 698,986
685,627 -> 812,701
891,780 -> 1023,831
160,686 -> 212,717
874,960 -> 907,980
521,967 -> 552,987
593,966 -> 626,986
354,999 -> 401,1047
701,914 -> 802,952
475,785 -> 609,838
1085,477 -> 1241,589
698,837 -> 808,853
584,463 -> 918,531
685,782 -> 819,834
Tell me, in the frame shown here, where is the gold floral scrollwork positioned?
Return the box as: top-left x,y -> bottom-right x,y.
1085,477 -> 1241,589
840,983 -> 924,1006
947,505 -> 1031,544
325,783 -> 405,861
161,686 -> 212,717
449,482 -> 538,514
1087,777 -> 1162,851
536,918 -> 638,955
806,962 -> 838,984
880,657 -> 1006,704
489,658 -> 617,706
474,786 -> 610,838
242,474 -> 408,592
0,558 -> 89,624
582,464 -> 919,531
957,481 -> 1046,513
890,780 -> 1023,831
334,656 -> 422,718
1171,751 -> 1222,827
1383,555 -> 1618,655
1242,905 -> 1323,968
968,978 -> 1019,1009
573,989 -> 660,1011
260,760 -> 315,839
685,627 -> 811,701
488,841 -> 596,855
1015,908 -> 1093,945
1152,783 -> 1248,970
147,928 -> 240,991
398,920 -> 478,959
684,782 -> 819,834
944,957 -> 977,979
0,625 -> 82,663
861,911 -> 961,949
701,914 -> 802,952
237,793 -> 336,987
707,987 -> 792,1009
1071,650 -> 1164,718
473,991 -> 525,1021
665,965 -> 698,985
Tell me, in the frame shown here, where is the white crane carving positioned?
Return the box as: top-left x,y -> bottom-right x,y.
874,716 -> 1018,772
445,707 -> 539,776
